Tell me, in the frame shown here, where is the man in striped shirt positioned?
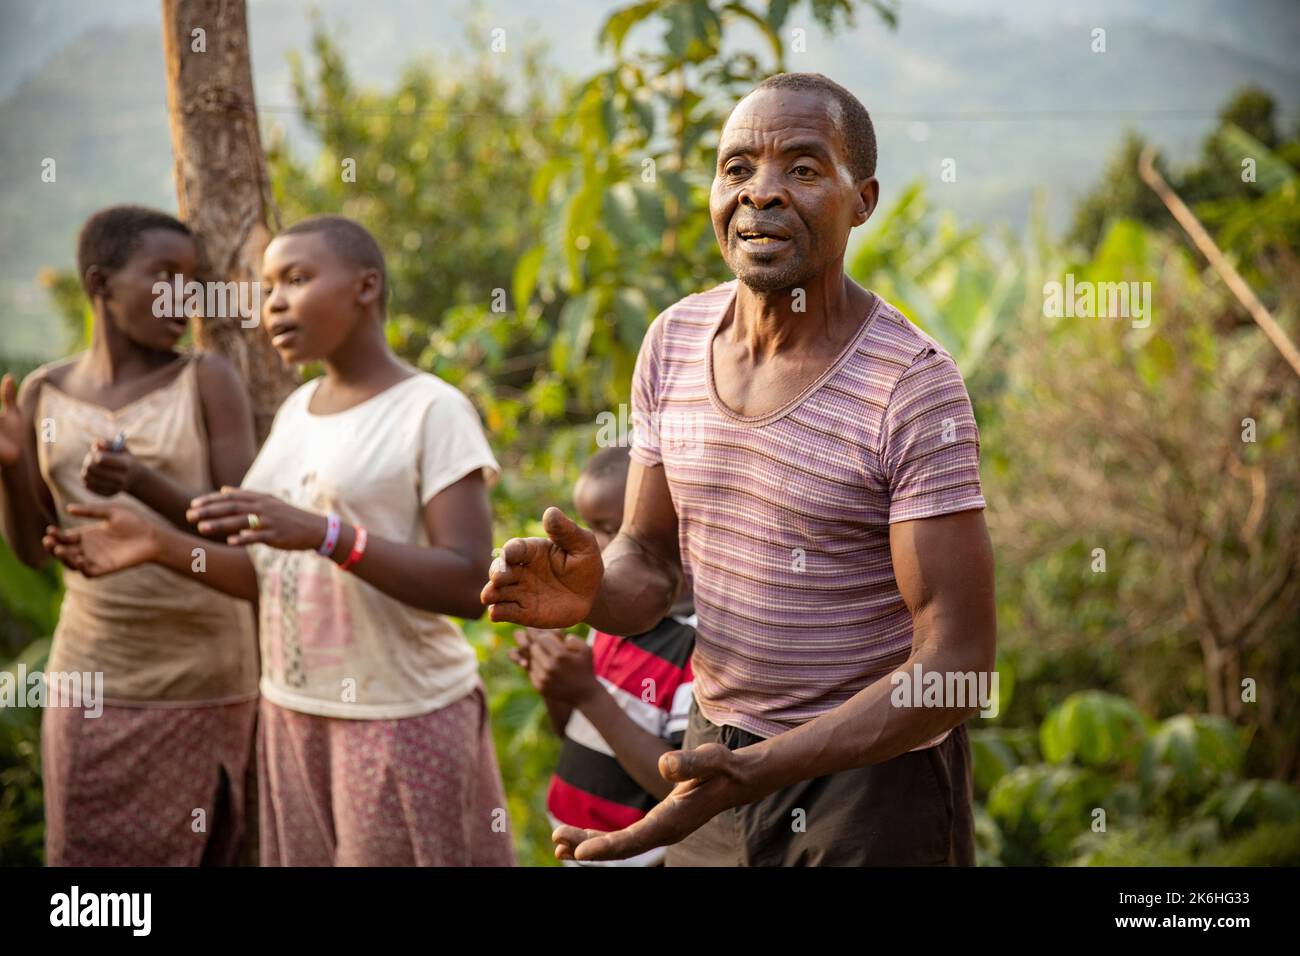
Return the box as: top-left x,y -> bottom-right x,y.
484,72 -> 996,865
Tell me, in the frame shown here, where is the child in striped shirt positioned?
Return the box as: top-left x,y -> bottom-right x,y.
510,446 -> 694,867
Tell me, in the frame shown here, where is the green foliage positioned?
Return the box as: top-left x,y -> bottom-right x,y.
1141,715 -> 1247,811
1199,820 -> 1300,867
1198,779 -> 1300,835
969,728 -> 1025,799
848,182 -> 1027,381
0,543 -> 61,655
0,638 -> 50,866
986,764 -> 1117,865
971,805 -> 1004,867
1068,86 -> 1300,257
0,374 -> 59,863
0,355 -> 65,665
976,691 -> 1300,866
36,269 -> 91,354
986,121 -> 1300,781
1039,691 -> 1147,769
464,618 -> 564,866
1195,125 -> 1300,276
1214,87 -> 1281,149
1066,131 -> 1175,254
1068,819 -> 1300,868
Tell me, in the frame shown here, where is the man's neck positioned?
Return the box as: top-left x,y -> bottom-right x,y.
727,266 -> 867,360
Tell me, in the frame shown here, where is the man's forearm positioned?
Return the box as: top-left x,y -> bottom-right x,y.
585,532 -> 680,636
737,637 -> 994,802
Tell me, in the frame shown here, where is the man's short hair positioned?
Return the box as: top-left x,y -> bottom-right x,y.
751,72 -> 877,181
279,215 -> 388,304
76,205 -> 191,293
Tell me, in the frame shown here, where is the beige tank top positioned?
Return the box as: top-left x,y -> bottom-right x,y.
36,354 -> 259,705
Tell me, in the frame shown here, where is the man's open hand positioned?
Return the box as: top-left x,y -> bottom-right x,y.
481,506 -> 604,628
551,742 -> 761,862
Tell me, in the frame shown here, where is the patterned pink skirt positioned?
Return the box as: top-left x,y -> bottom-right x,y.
257,685 -> 516,866
41,698 -> 258,866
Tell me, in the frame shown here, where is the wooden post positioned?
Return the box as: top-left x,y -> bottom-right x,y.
160,0 -> 295,441
1138,145 -> 1300,380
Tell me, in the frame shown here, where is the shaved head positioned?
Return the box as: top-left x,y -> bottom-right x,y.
278,215 -> 388,304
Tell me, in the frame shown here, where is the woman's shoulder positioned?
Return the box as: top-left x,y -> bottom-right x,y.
189,350 -> 251,405
30,354 -> 82,391
18,354 -> 87,412
392,369 -> 478,412
263,375 -> 320,424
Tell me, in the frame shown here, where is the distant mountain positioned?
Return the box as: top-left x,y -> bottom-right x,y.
820,2 -> 1300,229
925,0 -> 1300,74
2,0 -> 1297,359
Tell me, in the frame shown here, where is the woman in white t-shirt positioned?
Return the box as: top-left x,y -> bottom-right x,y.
42,216 -> 515,866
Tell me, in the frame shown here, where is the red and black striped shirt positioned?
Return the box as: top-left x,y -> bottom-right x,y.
546,616 -> 695,864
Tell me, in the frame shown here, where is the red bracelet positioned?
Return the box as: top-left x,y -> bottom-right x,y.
338,525 -> 367,572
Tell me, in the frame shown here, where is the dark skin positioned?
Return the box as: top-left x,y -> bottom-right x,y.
481,87 -> 997,862
0,228 -> 256,567
43,232 -> 493,620
709,88 -> 879,417
509,472 -> 625,737
509,470 -> 694,801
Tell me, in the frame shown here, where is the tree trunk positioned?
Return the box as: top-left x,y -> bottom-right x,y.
160,0 -> 294,442
161,0 -> 289,867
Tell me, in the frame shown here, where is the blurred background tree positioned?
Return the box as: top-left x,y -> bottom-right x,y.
3,0 -> 1298,867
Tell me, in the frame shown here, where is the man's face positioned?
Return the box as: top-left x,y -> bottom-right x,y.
710,87 -> 873,293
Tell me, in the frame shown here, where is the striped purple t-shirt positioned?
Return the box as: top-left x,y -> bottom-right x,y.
629,280 -> 986,740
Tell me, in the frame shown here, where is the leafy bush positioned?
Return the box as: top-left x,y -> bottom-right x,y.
1040,691 -> 1147,769
973,691 -> 1300,866
1141,715 -> 1247,812
0,638 -> 49,866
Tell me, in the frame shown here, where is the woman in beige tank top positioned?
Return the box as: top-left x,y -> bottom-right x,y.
0,206 -> 260,865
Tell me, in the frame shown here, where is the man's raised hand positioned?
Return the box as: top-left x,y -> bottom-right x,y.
481,506 -> 603,629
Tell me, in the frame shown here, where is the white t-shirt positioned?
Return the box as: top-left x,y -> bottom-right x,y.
241,372 -> 500,719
